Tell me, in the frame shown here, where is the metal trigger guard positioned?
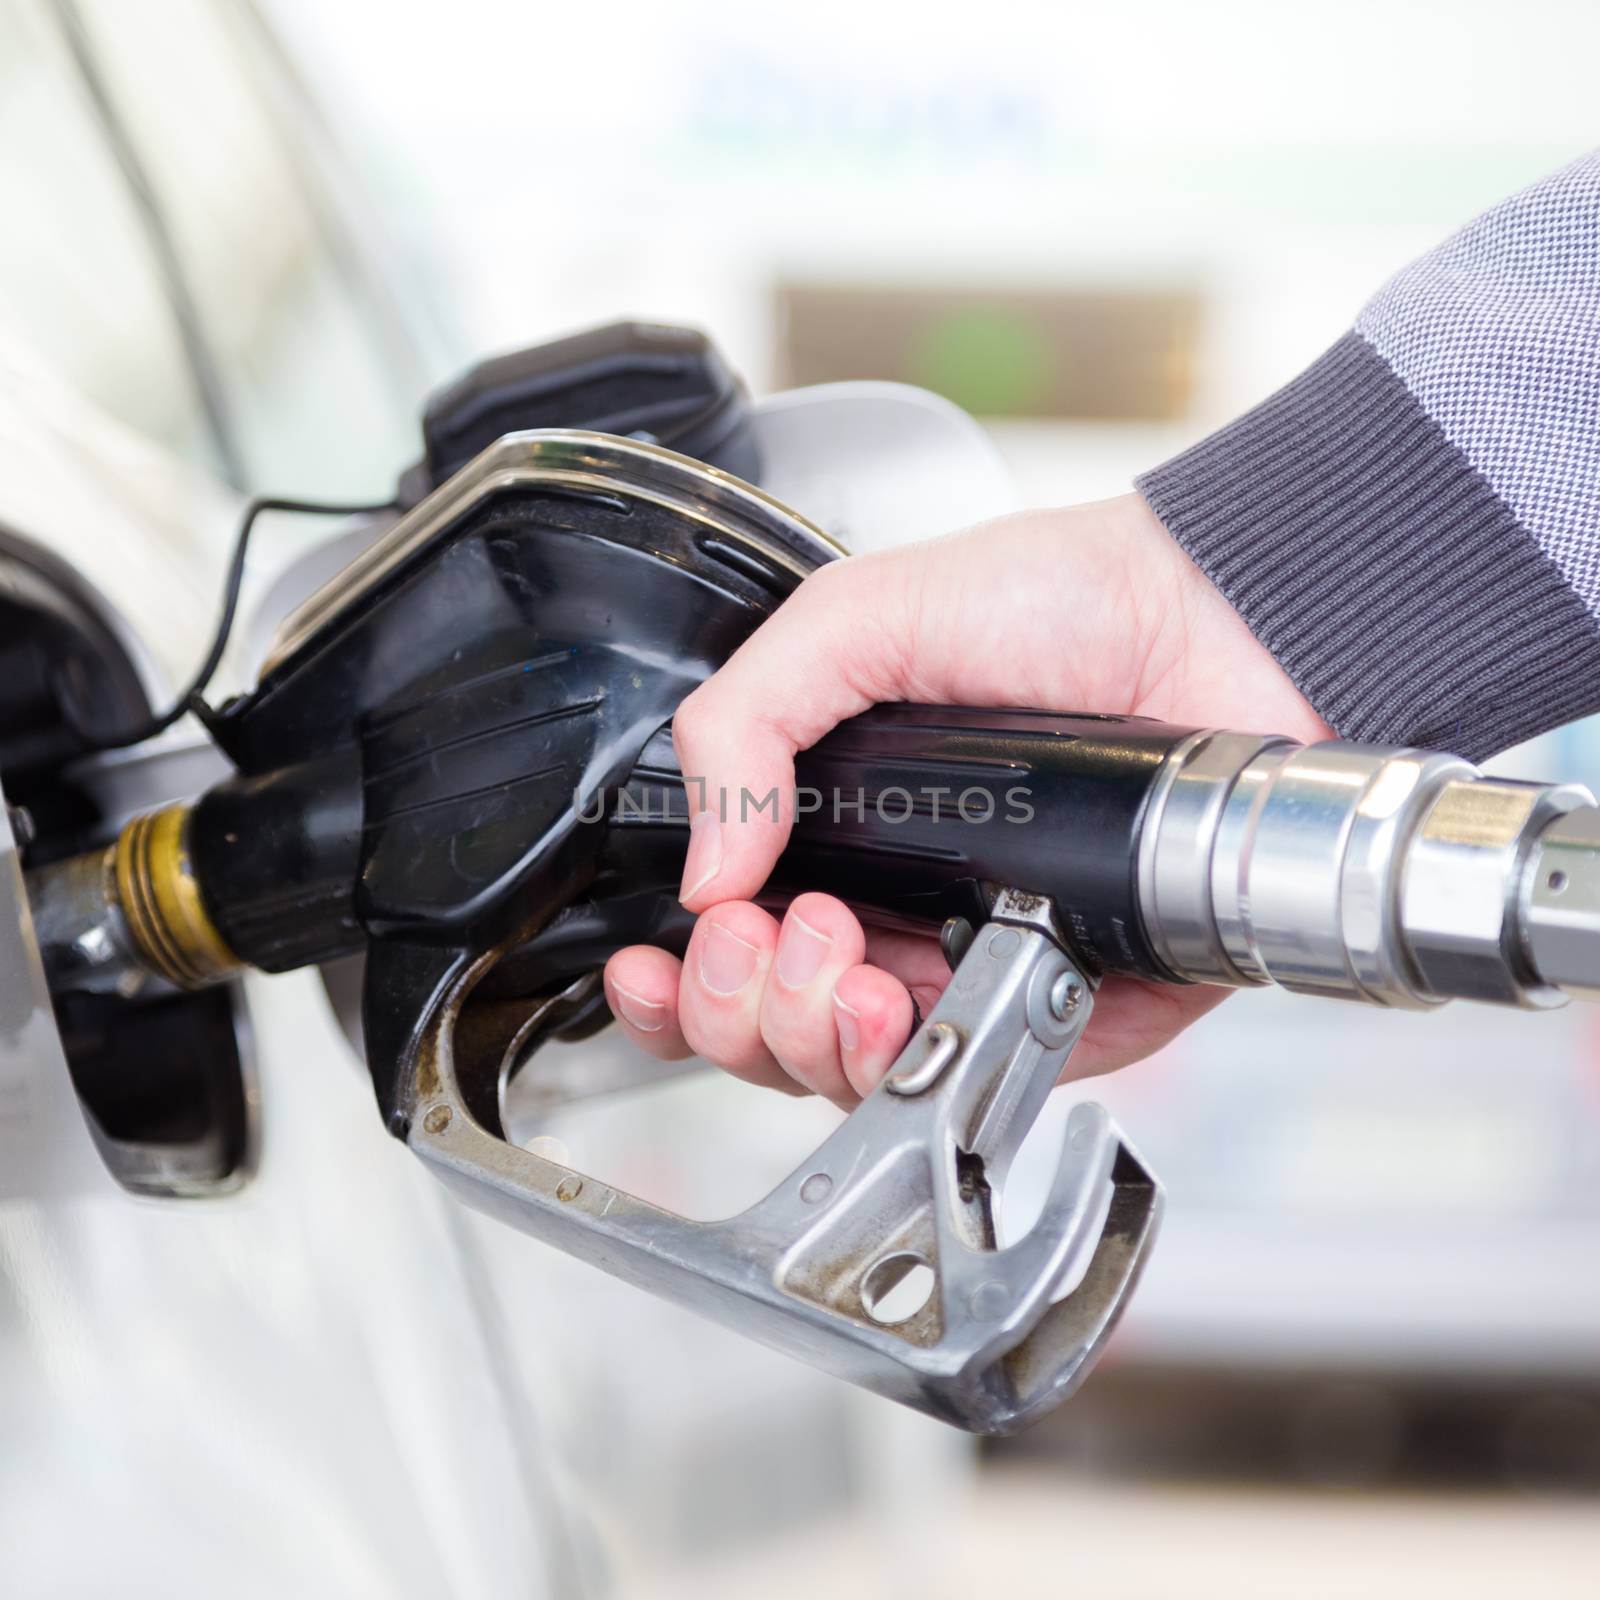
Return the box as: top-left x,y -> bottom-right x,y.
406,888 -> 1162,1434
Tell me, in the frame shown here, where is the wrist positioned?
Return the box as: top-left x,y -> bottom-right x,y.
1121,489 -> 1333,746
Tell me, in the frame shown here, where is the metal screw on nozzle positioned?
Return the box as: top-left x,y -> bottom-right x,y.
1049,972 -> 1083,1019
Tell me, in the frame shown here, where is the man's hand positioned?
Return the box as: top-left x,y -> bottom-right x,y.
602,492 -> 1330,1104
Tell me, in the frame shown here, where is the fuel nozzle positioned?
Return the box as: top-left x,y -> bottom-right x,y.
17,417 -> 1600,1439
36,727 -> 1600,1025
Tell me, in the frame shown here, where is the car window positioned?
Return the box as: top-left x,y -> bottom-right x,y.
0,0 -> 431,500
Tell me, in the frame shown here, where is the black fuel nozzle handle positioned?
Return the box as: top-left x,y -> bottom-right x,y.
491,706 -> 1197,998
185,701 -> 1198,995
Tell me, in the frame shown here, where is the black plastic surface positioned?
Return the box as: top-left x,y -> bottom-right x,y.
410,321 -> 760,501
0,536 -> 150,830
0,533 -> 251,1193
189,749 -> 362,972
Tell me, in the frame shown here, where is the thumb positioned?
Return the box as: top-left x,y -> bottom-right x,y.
672,555 -> 917,909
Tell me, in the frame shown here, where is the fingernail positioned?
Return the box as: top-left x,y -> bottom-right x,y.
776,912 -> 831,989
700,922 -> 759,995
610,982 -> 666,1033
680,810 -> 722,903
832,989 -> 860,1051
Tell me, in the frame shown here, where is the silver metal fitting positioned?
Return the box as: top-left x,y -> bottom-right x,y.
1138,733 -> 1600,1009
25,845 -> 150,999
1400,775 -> 1587,1007
1521,805 -> 1600,1001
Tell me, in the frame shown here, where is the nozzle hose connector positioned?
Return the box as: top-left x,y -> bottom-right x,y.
1137,732 -> 1600,1009
111,804 -> 240,991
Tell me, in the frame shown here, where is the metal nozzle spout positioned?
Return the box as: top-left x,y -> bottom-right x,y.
1522,805 -> 1600,1001
28,804 -> 241,999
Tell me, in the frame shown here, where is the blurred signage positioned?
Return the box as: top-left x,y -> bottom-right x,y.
777,282 -> 1200,420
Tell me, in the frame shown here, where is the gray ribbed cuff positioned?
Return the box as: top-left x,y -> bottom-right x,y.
1137,331 -> 1600,760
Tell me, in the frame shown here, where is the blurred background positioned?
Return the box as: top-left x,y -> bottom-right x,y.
3,0 -> 1600,1594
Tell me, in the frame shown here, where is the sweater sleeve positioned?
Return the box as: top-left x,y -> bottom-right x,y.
1135,149 -> 1600,761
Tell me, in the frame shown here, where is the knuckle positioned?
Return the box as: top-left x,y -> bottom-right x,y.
802,554 -> 850,592
671,689 -> 712,751
800,553 -> 870,620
